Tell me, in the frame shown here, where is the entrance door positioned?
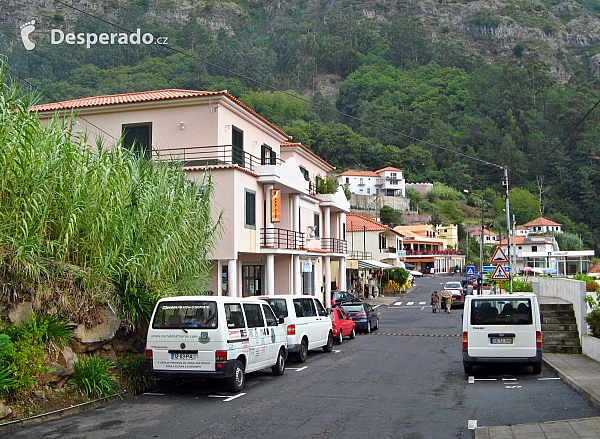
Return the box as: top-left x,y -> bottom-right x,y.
242,265 -> 264,297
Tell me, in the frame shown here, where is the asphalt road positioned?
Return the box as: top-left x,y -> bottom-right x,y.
7,275 -> 600,439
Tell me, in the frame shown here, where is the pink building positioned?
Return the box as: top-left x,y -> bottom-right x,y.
32,89 -> 349,305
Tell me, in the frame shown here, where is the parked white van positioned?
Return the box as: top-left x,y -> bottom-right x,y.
146,296 -> 288,391
462,293 -> 543,374
260,295 -> 333,363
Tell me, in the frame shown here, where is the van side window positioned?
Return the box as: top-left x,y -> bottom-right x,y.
225,303 -> 246,329
262,304 -> 278,327
314,299 -> 327,317
293,298 -> 316,318
243,303 -> 265,328
262,298 -> 288,319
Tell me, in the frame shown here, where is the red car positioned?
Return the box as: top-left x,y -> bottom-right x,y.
328,307 -> 356,344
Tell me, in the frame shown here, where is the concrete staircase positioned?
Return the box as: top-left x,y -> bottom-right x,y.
540,303 -> 582,354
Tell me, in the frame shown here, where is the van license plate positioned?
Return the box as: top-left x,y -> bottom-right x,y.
171,353 -> 197,360
490,338 -> 513,344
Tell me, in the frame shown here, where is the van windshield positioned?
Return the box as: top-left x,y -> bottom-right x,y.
471,299 -> 533,325
152,301 -> 218,329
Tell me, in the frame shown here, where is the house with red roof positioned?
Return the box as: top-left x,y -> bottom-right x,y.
336,166 -> 405,198
32,89 -> 350,304
522,217 -> 563,234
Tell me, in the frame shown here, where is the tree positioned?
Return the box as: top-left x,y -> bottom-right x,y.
509,188 -> 540,224
379,206 -> 403,227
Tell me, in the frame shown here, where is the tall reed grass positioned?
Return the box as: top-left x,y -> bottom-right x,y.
0,70 -> 220,329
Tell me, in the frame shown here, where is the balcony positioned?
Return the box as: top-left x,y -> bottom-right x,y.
153,145 -> 283,173
261,228 -> 305,250
321,238 -> 347,254
348,251 -> 373,260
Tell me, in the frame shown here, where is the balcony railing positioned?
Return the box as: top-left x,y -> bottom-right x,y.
321,238 -> 347,254
348,251 -> 373,260
261,228 -> 305,250
406,250 -> 464,256
153,145 -> 283,173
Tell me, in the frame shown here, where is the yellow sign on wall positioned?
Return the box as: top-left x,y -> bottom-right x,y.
271,189 -> 281,222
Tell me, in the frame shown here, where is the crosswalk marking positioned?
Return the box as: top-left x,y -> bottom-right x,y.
407,301 -> 414,305
394,301 -> 402,306
419,301 -> 426,305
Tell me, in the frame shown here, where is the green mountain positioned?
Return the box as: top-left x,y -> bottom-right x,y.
2,0 -> 600,251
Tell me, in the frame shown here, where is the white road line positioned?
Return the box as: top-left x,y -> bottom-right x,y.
394,302 -> 403,306
143,392 -> 164,396
538,377 -> 560,380
374,304 -> 381,309
468,420 -> 478,430
208,395 -> 228,398
505,385 -> 522,389
468,376 -> 474,384
223,393 -> 246,402
419,302 -> 426,305
407,301 -> 414,305
502,378 -> 517,381
421,306 -> 425,310
333,350 -> 341,353
291,366 -> 307,372
474,378 -> 497,381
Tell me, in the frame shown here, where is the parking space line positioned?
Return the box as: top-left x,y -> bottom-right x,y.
223,393 -> 246,402
287,366 -> 308,372
474,378 -> 497,381
538,377 -> 560,380
502,378 -> 517,381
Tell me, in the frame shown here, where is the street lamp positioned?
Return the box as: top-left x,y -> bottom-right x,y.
464,189 -> 484,294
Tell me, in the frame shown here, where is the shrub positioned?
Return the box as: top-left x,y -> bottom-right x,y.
72,356 -> 119,399
512,278 -> 533,292
8,332 -> 47,397
586,310 -> 600,338
18,314 -> 74,344
117,354 -> 152,395
314,176 -> 339,194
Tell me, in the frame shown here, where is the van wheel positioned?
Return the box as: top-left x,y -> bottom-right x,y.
336,330 -> 343,345
227,360 -> 245,392
323,331 -> 334,352
295,339 -> 308,363
349,327 -> 356,339
464,363 -> 474,375
271,348 -> 285,376
532,363 -> 542,374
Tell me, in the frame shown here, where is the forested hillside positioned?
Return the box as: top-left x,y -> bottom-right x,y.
2,0 -> 600,250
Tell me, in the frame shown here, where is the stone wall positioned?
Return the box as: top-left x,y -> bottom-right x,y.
350,194 -> 410,212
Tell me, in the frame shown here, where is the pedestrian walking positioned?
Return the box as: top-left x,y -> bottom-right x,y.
431,291 -> 440,313
441,289 -> 453,313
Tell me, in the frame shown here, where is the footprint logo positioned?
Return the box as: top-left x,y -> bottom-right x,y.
20,20 -> 36,51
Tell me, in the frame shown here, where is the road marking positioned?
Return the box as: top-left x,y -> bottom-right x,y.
538,377 -> 560,380
208,395 -> 228,398
468,376 -> 474,384
421,306 -> 425,310
394,301 -> 402,306
223,393 -> 246,402
407,301 -> 414,305
419,301 -> 426,305
502,378 -> 517,381
287,366 -> 308,372
333,350 -> 341,353
468,420 -> 478,430
474,378 -> 497,381
505,385 -> 522,389
143,392 -> 164,396
374,304 -> 381,309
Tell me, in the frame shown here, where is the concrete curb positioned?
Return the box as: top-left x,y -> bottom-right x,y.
542,357 -> 600,410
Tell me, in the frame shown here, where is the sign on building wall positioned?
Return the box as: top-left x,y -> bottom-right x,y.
302,262 -> 312,272
271,189 -> 281,222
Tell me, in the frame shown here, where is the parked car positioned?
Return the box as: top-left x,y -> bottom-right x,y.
146,296 -> 287,392
409,270 -> 423,277
339,301 -> 379,333
260,295 -> 333,363
443,281 -> 464,308
328,307 -> 356,343
331,291 -> 360,306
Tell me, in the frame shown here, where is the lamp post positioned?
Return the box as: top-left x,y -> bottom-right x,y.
464,190 -> 484,294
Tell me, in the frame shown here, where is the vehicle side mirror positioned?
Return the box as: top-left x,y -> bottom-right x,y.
278,317 -> 285,324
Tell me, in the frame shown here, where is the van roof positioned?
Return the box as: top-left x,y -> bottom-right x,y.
468,293 -> 537,299
259,295 -> 318,300
156,296 -> 267,303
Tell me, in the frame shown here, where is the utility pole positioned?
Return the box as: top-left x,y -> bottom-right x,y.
503,167 -> 513,294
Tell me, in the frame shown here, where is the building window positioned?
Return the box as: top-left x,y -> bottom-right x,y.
300,166 -> 309,181
122,122 -> 152,159
359,178 -> 363,185
261,144 -> 273,165
532,245 -> 538,252
367,187 -> 370,194
346,178 -> 349,184
379,234 -> 387,250
314,212 -> 320,237
232,127 -> 244,166
242,266 -> 264,297
245,189 -> 256,229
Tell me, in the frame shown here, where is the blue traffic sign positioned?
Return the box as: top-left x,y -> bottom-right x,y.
466,266 -> 476,275
483,265 -> 510,273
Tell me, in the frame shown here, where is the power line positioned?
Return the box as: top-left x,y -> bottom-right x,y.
52,0 -> 506,171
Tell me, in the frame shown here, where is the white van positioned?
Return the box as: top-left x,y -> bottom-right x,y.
146,296 -> 288,391
462,293 -> 543,374
260,295 -> 333,363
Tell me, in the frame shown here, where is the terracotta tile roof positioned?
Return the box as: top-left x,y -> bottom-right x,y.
394,224 -> 436,232
590,261 -> 600,274
30,89 -> 291,139
375,166 -> 404,174
469,228 -> 498,236
499,236 -> 554,245
522,217 -> 562,227
337,170 -> 380,178
280,142 -> 335,170
347,213 -> 395,233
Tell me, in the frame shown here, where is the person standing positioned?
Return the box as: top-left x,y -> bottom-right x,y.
441,289 -> 453,313
431,291 -> 440,313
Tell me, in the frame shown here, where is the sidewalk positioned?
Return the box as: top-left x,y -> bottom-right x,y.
475,351 -> 600,437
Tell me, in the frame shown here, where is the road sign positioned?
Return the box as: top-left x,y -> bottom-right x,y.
466,266 -> 476,276
491,246 -> 509,264
491,264 -> 510,280
482,266 -> 495,272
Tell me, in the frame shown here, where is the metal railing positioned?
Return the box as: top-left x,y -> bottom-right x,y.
261,228 -> 305,250
152,145 -> 283,172
321,238 -> 347,254
348,251 -> 373,260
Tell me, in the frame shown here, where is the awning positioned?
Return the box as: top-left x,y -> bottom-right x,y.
358,260 -> 394,270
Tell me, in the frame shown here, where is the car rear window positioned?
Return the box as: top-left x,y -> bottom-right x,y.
471,299 -> 533,325
445,282 -> 461,289
341,304 -> 363,313
262,298 -> 288,319
152,301 -> 218,329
